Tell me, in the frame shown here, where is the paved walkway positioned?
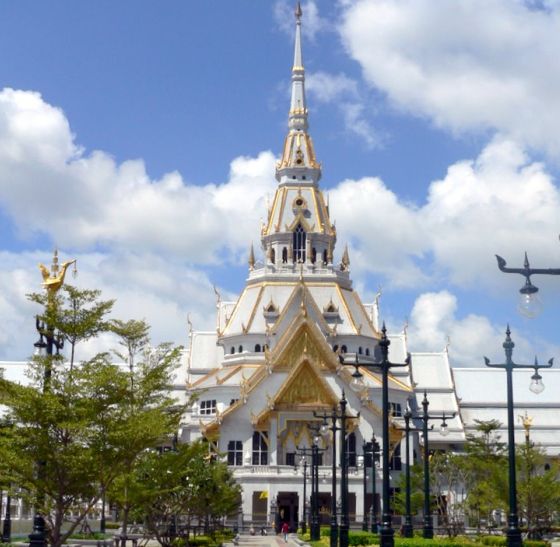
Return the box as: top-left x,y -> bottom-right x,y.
224,533 -> 304,547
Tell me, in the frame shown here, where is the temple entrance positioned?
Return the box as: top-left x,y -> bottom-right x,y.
277,491 -> 299,532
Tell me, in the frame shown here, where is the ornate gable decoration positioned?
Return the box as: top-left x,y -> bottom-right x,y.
274,360 -> 337,410
271,314 -> 339,373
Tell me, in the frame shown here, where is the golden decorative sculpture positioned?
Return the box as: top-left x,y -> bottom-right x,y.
38,249 -> 76,296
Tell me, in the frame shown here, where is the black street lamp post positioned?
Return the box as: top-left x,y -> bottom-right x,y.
296,447 -> 316,536
29,318 -> 64,547
316,392 -> 358,547
348,324 -> 409,547
2,490 -> 11,543
361,442 -> 368,532
399,410 -> 422,538
484,326 -> 552,547
416,392 -> 455,539
28,251 -> 75,547
370,436 -> 380,534
361,436 -> 380,533
299,424 -> 325,541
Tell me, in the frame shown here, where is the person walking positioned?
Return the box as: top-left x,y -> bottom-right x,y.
281,522 -> 289,542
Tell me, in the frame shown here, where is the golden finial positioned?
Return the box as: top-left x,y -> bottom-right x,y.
249,243 -> 255,270
341,244 -> 350,270
38,249 -> 76,296
519,411 -> 533,439
295,1 -> 302,20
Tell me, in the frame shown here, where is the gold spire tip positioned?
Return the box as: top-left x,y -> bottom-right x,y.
295,1 -> 302,20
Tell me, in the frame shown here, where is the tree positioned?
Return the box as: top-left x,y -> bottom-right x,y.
127,442 -> 240,547
430,451 -> 469,537
0,286 -> 183,547
107,320 -> 184,546
461,420 -> 508,531
516,440 -> 560,538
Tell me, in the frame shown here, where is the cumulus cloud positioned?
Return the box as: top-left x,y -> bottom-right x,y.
339,0 -> 560,157
331,136 -> 560,292
274,0 -> 329,40
0,89 -> 276,263
0,250 -> 232,361
406,290 -> 560,367
307,71 -> 381,147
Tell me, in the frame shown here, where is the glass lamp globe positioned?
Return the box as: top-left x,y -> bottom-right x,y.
350,374 -> 364,393
518,282 -> 542,319
440,421 -> 449,437
320,422 -> 329,436
529,372 -> 545,394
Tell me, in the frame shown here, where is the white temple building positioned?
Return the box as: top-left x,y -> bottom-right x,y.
175,5 -> 560,531
2,3 -> 560,533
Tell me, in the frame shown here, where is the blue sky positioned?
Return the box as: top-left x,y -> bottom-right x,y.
1,0 -> 560,369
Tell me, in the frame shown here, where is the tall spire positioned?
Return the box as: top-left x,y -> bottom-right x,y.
277,2 -> 320,178
290,2 -> 307,133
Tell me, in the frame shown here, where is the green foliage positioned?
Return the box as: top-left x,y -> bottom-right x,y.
347,530 -> 379,545
0,285 -> 184,547
516,441 -> 560,538
462,420 -> 508,529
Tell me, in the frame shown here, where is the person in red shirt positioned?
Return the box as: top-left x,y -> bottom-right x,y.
281,522 -> 289,542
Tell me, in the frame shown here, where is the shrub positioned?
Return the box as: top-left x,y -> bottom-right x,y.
348,531 -> 379,545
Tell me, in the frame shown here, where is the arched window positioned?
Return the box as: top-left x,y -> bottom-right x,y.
238,345 -> 243,353
333,345 -> 339,353
358,347 -> 363,355
341,345 -> 347,354
282,247 -> 288,263
270,248 -> 276,264
293,223 -> 306,263
230,347 -> 235,355
365,348 -> 370,356
346,432 -> 357,467
254,344 -> 261,352
322,249 -> 328,264
311,247 -> 317,264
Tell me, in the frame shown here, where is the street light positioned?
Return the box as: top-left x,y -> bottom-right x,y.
484,326 -> 552,547
295,451 -> 310,534
495,252 -> 560,318
398,409 -> 422,538
299,424 -> 325,541
29,251 -> 75,547
417,392 -> 455,539
347,324 -> 409,547
2,489 -> 11,543
361,436 -> 380,533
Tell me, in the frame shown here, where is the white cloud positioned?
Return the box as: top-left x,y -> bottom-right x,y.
274,1 -> 329,40
339,0 -> 560,157
406,290 -> 546,367
307,71 -> 381,147
0,250 -> 232,361
331,136 -> 560,292
0,89 -> 276,263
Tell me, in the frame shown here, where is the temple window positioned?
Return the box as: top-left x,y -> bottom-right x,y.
333,345 -> 339,353
293,223 -> 306,263
323,249 -> 328,264
230,347 -> 235,355
282,247 -> 288,263
365,348 -> 370,356
252,431 -> 268,465
345,432 -> 357,467
389,443 -> 402,471
238,345 -> 243,353
285,452 -> 296,467
200,400 -> 217,415
255,344 -> 261,352
390,402 -> 403,417
341,345 -> 347,354
311,247 -> 317,264
227,440 -> 243,466
271,248 -> 276,264
358,347 -> 363,355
